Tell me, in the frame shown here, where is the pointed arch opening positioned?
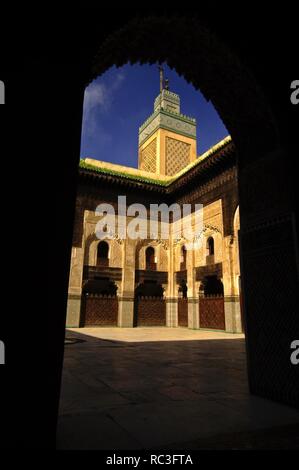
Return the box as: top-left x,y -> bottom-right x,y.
96,240 -> 109,267
145,246 -> 156,271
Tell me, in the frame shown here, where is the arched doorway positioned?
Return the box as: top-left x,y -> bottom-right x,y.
42,14 -> 299,452
11,12 -> 298,453
80,15 -> 297,406
134,281 -> 165,327
81,277 -> 118,327
199,276 -> 225,330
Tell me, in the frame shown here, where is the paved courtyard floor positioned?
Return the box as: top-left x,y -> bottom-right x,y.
57,327 -> 299,450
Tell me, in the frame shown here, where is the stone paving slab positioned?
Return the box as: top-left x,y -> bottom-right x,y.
57,327 -> 299,449
67,327 -> 244,342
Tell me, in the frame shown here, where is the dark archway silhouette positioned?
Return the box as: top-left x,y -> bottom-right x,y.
11,12 -> 298,450
78,15 -> 298,412
91,16 -> 278,156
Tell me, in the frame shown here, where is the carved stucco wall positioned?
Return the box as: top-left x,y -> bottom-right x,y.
193,200 -> 223,267
165,136 -> 191,176
139,137 -> 157,173
136,239 -> 169,271
68,174 -> 241,309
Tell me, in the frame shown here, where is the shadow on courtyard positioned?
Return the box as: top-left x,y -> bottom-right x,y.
57,329 -> 299,450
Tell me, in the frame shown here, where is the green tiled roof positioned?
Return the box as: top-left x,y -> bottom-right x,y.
79,135 -> 232,187
79,160 -> 171,186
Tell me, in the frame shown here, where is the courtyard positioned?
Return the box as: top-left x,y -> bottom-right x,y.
57,328 -> 299,449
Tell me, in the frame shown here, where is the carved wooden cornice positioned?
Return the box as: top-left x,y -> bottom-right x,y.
195,262 -> 223,281
135,269 -> 168,284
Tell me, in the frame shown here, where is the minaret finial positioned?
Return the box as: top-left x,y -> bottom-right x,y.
158,65 -> 164,93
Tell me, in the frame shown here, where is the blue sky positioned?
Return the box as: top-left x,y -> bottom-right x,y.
80,63 -> 228,167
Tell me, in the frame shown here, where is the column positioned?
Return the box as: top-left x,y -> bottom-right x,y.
118,238 -> 136,327
166,235 -> 178,327
66,247 -> 84,327
187,246 -> 199,329
223,235 -> 242,333
66,202 -> 85,327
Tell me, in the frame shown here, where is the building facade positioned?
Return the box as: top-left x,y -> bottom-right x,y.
66,86 -> 242,333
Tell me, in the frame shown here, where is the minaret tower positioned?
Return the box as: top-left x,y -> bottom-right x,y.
138,66 -> 197,176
